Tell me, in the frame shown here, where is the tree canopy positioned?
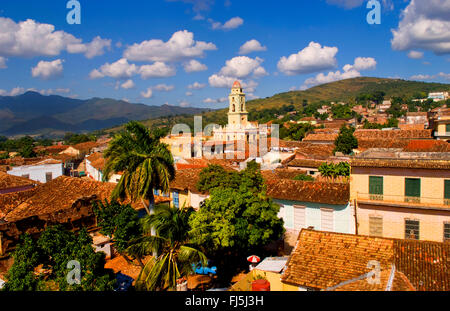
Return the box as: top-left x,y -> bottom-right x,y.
334,126 -> 358,155
3,226 -> 116,291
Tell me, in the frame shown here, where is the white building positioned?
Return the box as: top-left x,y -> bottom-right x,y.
7,159 -> 64,183
428,92 -> 449,102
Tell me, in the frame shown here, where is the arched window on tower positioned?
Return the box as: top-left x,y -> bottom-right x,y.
241,103 -> 244,111
232,104 -> 235,112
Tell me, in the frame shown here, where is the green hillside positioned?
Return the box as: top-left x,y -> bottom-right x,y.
105,77 -> 450,134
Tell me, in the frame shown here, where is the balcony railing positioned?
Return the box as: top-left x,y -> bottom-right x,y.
357,193 -> 450,208
434,131 -> 450,137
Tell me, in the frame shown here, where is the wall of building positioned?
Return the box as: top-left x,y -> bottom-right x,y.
275,199 -> 354,234
7,163 -> 64,183
351,167 -> 450,205
357,203 -> 450,242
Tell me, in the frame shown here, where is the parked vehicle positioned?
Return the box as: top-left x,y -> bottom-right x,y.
192,261 -> 217,277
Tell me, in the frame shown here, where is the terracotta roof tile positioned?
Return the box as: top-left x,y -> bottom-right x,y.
303,133 -> 338,142
265,178 -> 349,205
351,158 -> 450,170
282,230 -> 449,291
354,129 -> 433,140
3,176 -> 117,222
0,172 -> 38,191
170,168 -> 203,193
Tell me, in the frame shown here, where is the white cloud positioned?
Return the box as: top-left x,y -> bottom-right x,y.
121,79 -> 135,89
0,87 -> 26,96
408,50 -> 424,59
179,100 -> 190,107
0,18 -> 111,59
38,88 -> 71,95
153,84 -> 175,91
90,58 -> 138,79
210,17 -> 244,30
301,57 -> 376,89
0,57 -> 6,69
188,82 -> 206,89
139,62 -> 176,79
31,59 -> 64,80
391,0 -> 450,55
67,36 -> 111,59
278,42 -> 338,75
203,97 -> 228,104
239,39 -> 267,55
218,56 -> 267,78
410,72 -> 450,81
183,59 -> 208,72
124,30 -> 217,62
185,91 -> 193,96
140,88 -> 153,98
208,74 -> 238,88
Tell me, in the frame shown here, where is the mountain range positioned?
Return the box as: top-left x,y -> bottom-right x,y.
0,92 -> 209,137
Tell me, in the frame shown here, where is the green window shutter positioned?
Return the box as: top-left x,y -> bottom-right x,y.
405,178 -> 421,198
445,180 -> 450,200
369,176 -> 383,195
446,124 -> 450,133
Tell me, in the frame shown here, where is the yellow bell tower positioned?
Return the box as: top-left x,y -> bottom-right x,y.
228,81 -> 248,128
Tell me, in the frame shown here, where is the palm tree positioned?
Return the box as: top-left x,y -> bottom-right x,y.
127,204 -> 207,291
103,121 -> 175,215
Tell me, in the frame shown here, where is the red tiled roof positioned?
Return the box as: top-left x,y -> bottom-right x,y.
303,133 -> 338,142
354,129 -> 433,140
0,172 -> 38,191
265,178 -> 349,205
282,230 -> 449,291
2,176 -> 117,222
404,140 -> 450,152
170,168 -> 203,193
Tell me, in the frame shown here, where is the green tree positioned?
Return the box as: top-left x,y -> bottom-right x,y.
3,226 -> 116,291
127,205 -> 206,291
293,174 -> 314,181
103,121 -> 175,215
334,126 -> 358,155
93,200 -> 142,255
189,164 -> 284,282
19,144 -> 37,158
318,162 -> 350,178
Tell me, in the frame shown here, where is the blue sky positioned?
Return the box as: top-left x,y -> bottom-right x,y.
0,0 -> 448,108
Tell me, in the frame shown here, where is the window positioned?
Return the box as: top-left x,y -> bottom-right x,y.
320,208 -> 334,232
369,216 -> 383,237
405,178 -> 421,203
369,176 -> 383,200
22,174 -> 30,179
173,191 -> 179,209
445,180 -> 450,205
444,223 -> 450,242
45,172 -> 53,182
405,219 -> 420,240
446,124 -> 450,133
153,189 -> 159,196
293,205 -> 306,231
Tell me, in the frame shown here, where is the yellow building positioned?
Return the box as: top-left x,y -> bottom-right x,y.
213,81 -> 267,143
430,107 -> 450,141
350,151 -> 450,242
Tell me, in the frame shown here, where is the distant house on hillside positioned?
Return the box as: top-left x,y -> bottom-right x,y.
7,158 -> 63,183
60,141 -> 99,159
85,152 -> 122,183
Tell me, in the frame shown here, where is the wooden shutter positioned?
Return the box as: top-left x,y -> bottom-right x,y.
293,205 -> 306,231
45,172 -> 53,182
321,208 -> 334,232
445,180 -> 450,200
405,178 -> 421,198
446,124 -> 450,133
369,216 -> 383,237
405,219 -> 420,240
369,176 -> 383,194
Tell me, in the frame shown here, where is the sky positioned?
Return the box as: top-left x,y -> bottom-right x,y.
0,0 -> 449,109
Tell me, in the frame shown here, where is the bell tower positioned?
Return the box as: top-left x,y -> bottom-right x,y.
228,80 -> 248,128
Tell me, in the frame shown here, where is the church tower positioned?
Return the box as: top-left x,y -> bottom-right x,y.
228,81 -> 248,128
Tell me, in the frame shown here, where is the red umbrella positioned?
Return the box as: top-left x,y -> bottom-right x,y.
247,255 -> 261,263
